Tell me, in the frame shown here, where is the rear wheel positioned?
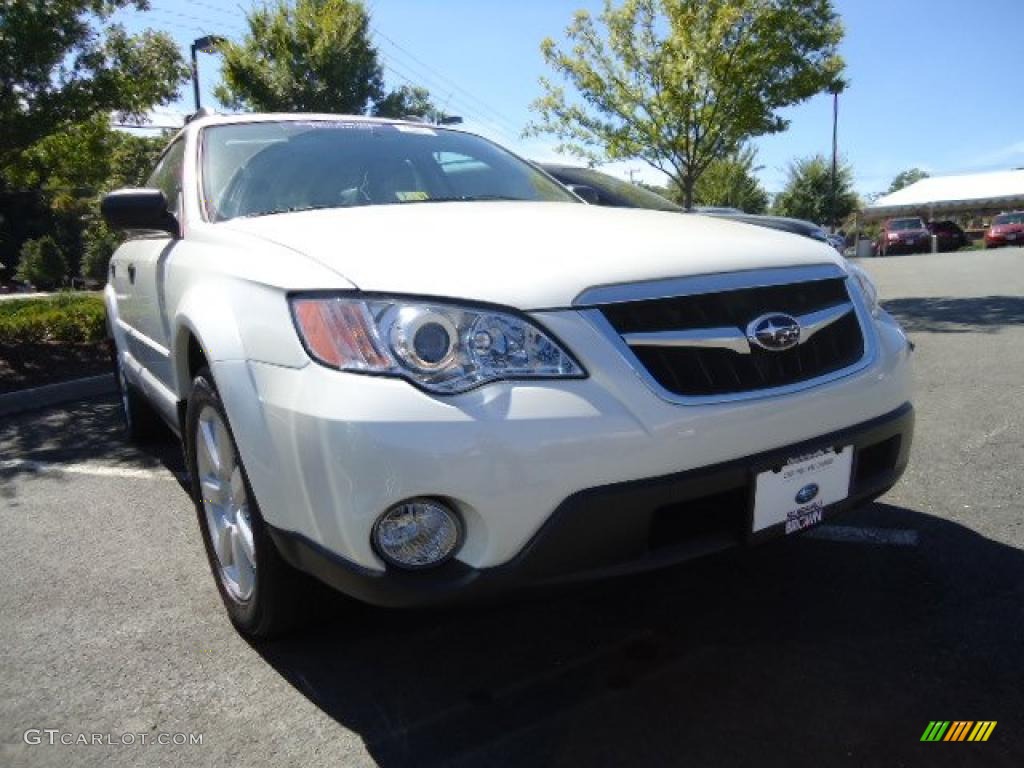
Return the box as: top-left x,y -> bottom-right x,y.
186,368 -> 309,638
113,348 -> 164,442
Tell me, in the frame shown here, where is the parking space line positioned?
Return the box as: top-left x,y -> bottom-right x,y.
0,458 -> 179,481
805,525 -> 919,547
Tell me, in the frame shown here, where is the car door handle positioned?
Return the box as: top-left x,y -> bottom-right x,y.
127,264 -> 136,284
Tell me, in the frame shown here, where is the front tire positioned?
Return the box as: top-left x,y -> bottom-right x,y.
185,367 -> 309,638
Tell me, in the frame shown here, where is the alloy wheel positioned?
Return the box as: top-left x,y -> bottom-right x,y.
194,405 -> 256,602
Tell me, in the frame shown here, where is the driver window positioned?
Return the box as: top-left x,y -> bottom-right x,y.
146,139 -> 186,216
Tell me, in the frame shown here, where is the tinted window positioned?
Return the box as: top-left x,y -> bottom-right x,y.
201,121 -> 576,221
993,213 -> 1024,225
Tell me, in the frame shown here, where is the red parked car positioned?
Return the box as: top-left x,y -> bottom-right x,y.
984,211 -> 1024,248
876,216 -> 931,256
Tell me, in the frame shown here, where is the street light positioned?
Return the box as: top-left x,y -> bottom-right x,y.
828,79 -> 846,233
191,35 -> 227,112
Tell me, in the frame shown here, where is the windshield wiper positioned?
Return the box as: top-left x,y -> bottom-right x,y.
239,196 -> 527,218
241,203 -> 351,219
398,195 -> 528,204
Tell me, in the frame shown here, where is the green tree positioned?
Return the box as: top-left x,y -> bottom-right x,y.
80,218 -> 122,282
886,168 -> 929,194
526,0 -> 845,208
372,85 -> 436,120
772,154 -> 858,224
0,0 -> 188,167
16,236 -> 67,289
216,0 -> 433,117
2,116 -> 165,277
693,145 -> 769,213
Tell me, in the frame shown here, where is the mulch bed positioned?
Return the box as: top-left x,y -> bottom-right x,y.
0,342 -> 112,394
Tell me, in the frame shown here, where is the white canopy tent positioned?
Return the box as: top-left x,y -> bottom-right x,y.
862,169 -> 1024,221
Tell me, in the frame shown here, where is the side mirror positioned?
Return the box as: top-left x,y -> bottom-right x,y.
101,188 -> 179,237
566,184 -> 601,205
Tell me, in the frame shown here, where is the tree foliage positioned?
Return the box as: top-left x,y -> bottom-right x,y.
16,236 -> 67,289
372,85 -> 435,120
526,0 -> 845,208
0,0 -> 188,167
693,144 -> 769,213
886,167 -> 929,194
772,154 -> 858,225
1,115 -> 166,280
216,0 -> 435,118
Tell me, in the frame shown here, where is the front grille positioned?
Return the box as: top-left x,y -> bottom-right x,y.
599,277 -> 866,398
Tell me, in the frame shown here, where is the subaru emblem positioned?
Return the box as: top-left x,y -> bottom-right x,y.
795,483 -> 820,505
747,313 -> 801,351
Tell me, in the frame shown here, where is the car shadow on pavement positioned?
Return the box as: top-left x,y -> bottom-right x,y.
251,502 -> 1023,767
0,396 -> 187,500
884,296 -> 1024,334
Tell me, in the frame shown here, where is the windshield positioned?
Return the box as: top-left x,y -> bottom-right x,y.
545,166 -> 683,212
993,212 -> 1024,225
889,218 -> 926,231
201,120 -> 577,222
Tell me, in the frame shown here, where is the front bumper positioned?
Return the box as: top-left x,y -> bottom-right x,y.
216,304 -> 912,577
268,402 -> 913,607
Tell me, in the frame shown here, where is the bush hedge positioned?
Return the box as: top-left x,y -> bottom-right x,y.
0,293 -> 107,346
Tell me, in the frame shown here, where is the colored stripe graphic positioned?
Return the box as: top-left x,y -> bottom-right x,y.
921,721 -> 996,742
921,721 -> 950,741
946,721 -> 972,741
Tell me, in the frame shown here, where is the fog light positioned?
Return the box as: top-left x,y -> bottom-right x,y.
372,499 -> 462,569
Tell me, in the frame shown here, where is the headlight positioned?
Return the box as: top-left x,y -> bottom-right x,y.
846,263 -> 880,317
290,295 -> 585,394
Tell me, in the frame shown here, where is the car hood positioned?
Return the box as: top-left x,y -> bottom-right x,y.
221,202 -> 845,309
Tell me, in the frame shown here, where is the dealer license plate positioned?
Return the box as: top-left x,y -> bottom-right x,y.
752,447 -> 853,534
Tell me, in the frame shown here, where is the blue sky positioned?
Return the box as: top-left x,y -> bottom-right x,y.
120,0 -> 1024,197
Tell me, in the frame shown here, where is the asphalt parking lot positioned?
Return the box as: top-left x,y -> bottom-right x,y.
2,247 -> 1022,767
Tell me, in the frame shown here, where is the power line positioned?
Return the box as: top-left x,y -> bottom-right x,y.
369,25 -> 521,132
143,1 -> 527,146
379,59 -> 521,146
180,0 -> 247,25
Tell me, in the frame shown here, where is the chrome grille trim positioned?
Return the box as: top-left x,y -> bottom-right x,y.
580,266 -> 878,405
621,301 -> 853,355
573,264 -> 847,307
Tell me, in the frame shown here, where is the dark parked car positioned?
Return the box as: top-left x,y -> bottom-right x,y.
540,164 -> 830,243
876,217 -> 931,256
984,211 -> 1024,248
538,164 -> 684,212
927,220 -> 968,252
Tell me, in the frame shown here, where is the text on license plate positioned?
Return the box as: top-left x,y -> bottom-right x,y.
752,447 -> 853,534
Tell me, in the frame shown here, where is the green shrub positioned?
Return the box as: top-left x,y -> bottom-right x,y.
0,294 -> 106,346
15,235 -> 68,290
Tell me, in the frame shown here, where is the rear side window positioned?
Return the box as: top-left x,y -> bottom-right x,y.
146,138 -> 186,215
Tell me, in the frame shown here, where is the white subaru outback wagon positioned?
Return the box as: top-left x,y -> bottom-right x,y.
102,114 -> 913,637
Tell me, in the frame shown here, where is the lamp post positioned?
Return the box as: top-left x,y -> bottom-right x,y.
191,35 -> 227,112
828,80 -> 845,233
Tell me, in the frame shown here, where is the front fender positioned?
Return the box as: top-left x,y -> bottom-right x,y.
171,279 -> 309,398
